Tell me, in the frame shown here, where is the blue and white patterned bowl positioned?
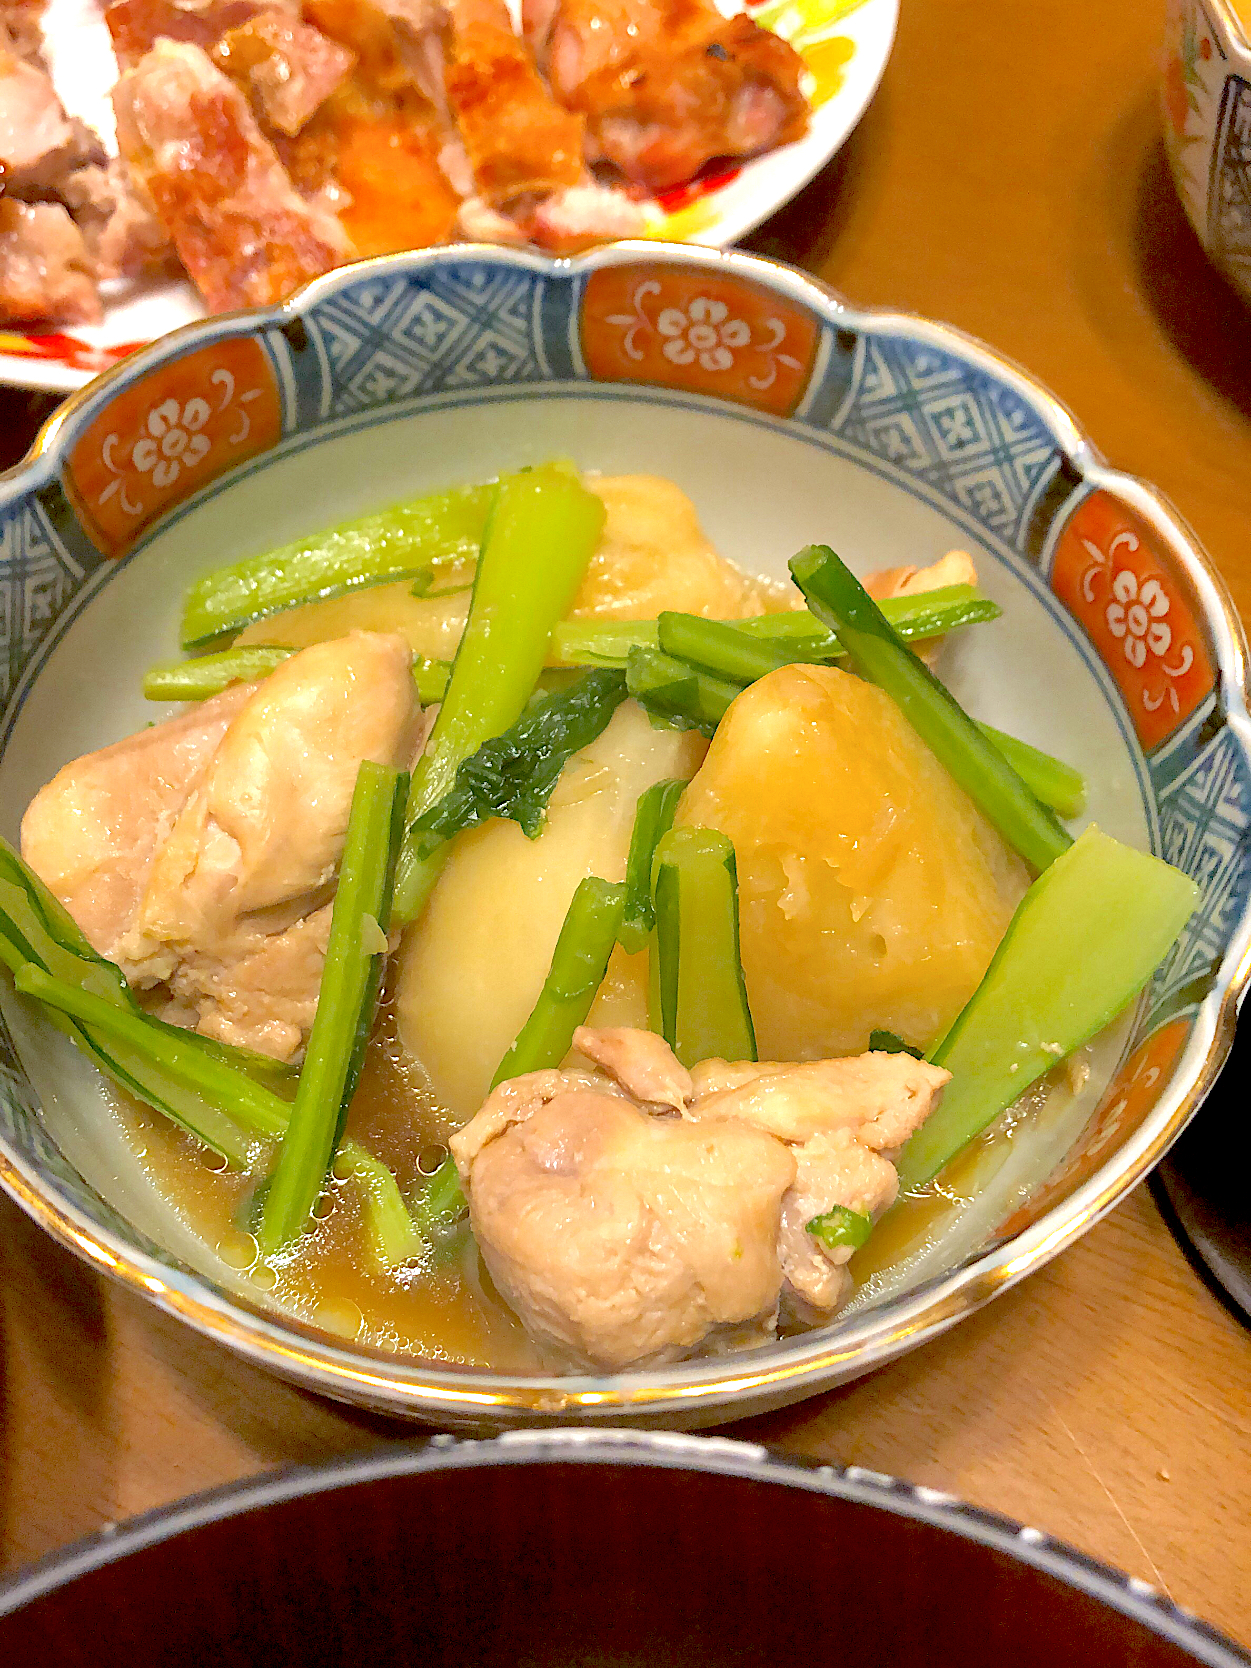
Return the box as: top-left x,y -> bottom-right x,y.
1,242 -> 1249,1426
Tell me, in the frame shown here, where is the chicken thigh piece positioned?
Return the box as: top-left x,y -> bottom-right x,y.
113,630 -> 421,1059
451,1065 -> 796,1369
452,1029 -> 949,1367
687,1050 -> 950,1311
20,681 -> 258,959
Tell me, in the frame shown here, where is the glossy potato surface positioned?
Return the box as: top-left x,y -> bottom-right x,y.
675,664 -> 1029,1059
395,700 -> 705,1120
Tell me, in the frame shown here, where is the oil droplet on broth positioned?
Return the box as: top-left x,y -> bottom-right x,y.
111,1006 -> 543,1373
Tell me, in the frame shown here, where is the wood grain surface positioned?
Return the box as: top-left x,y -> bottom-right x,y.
2,0 -> 1249,1648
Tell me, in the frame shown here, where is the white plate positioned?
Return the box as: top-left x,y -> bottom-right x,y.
0,0 -> 897,392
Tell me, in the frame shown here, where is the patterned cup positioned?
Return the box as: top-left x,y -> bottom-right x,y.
1163,0 -> 1251,298
1,243 -> 1249,1424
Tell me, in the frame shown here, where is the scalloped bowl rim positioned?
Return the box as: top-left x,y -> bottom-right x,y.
0,241 -> 1248,1424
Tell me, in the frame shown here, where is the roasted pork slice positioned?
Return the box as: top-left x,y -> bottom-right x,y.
112,38 -> 350,310
0,0 -> 47,66
212,9 -> 355,136
525,0 -> 808,191
59,159 -> 174,280
0,196 -> 99,322
453,1028 -> 949,1367
113,631 -> 422,1058
440,0 -> 583,205
0,45 -> 105,199
104,0 -> 298,70
21,682 -> 258,961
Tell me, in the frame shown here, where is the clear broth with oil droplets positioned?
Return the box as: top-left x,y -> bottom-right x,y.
114,998 -> 544,1371
113,998 -> 1085,1368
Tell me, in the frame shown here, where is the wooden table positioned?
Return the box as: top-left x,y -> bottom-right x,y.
2,0 -> 1250,1646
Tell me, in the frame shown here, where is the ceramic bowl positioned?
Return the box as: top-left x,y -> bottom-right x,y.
1162,0 -> 1251,299
2,1432 -> 1249,1665
1,242 -> 1249,1426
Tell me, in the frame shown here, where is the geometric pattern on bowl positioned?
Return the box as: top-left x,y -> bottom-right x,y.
1,242 -> 1249,1424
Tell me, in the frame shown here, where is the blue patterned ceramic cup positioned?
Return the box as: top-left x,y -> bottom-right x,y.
1163,0 -> 1251,299
1,243 -> 1248,1424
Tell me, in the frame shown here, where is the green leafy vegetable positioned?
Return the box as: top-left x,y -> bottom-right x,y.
898,827 -> 1201,1190
408,669 -> 628,862
0,838 -> 290,1162
619,779 -> 687,954
392,465 -> 605,924
807,1205 -> 874,1251
492,876 -> 626,1086
868,1029 -> 924,1059
261,761 -> 407,1251
180,484 -> 492,648
652,826 -> 756,1067
144,648 -> 452,708
790,545 -> 1072,873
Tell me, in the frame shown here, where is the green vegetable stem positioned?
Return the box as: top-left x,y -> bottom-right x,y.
12,965 -> 289,1153
652,826 -> 756,1067
626,646 -> 742,736
974,723 -> 1086,820
898,827 -> 1201,1190
143,646 -> 296,701
180,484 -> 492,648
333,1141 -> 425,1269
790,545 -> 1072,872
261,761 -> 408,1252
548,585 -> 1001,670
619,779 -> 687,954
492,877 -> 626,1086
392,465 -> 605,924
411,1154 -> 468,1234
143,649 -> 452,708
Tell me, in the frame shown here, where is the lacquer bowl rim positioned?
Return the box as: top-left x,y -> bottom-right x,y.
1,1430 -> 1248,1666
0,241 -> 1248,1425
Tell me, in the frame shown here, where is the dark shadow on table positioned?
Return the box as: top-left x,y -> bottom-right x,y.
742,87 -> 887,277
0,392 -> 61,474
1133,133 -> 1251,422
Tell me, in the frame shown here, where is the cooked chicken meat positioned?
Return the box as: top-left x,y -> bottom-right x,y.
686,1050 -> 951,1311
451,1061 -> 796,1369
0,196 -> 100,322
452,1026 -> 949,1368
112,631 -> 421,1058
525,0 -> 808,191
20,682 -> 257,960
23,631 -> 420,1061
112,38 -> 349,311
